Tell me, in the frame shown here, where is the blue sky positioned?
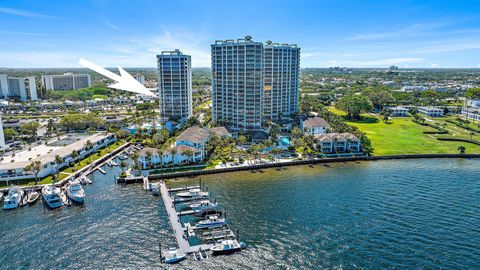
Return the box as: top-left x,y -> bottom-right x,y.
1,0 -> 480,68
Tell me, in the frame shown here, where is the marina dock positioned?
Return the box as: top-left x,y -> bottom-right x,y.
159,181 -> 213,254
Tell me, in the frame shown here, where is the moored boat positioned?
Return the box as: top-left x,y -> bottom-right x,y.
188,200 -> 218,211
66,180 -> 85,204
161,247 -> 186,264
196,215 -> 226,229
20,190 -> 29,207
210,239 -> 246,255
176,188 -> 208,198
85,177 -> 93,184
193,209 -> 223,218
27,191 -> 40,205
3,187 -> 24,210
42,185 -> 63,209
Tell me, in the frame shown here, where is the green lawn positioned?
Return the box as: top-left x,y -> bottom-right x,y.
327,106 -> 480,155
349,117 -> 480,155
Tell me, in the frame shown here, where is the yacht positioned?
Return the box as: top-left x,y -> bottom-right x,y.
176,188 -> 208,198
188,200 -> 218,211
42,185 -> 63,209
210,240 -> 246,255
161,247 -> 186,264
196,215 -> 226,229
3,187 -> 24,210
66,180 -> 85,204
0,192 -> 3,202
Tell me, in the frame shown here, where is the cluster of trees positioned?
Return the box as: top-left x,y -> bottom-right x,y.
59,113 -> 105,132
46,86 -> 112,101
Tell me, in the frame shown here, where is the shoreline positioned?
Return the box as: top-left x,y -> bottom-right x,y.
118,153 -> 480,183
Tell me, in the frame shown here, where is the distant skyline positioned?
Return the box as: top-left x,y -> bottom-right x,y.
1,0 -> 480,68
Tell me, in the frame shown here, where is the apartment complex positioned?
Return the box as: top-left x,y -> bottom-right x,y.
211,36 -> 300,131
0,74 -> 38,101
263,41 -> 300,120
41,73 -> 91,91
157,50 -> 192,121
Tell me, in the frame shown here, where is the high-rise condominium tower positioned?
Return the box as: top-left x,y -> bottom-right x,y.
263,41 -> 300,120
211,36 -> 300,130
211,36 -> 264,130
157,49 -> 192,121
0,74 -> 38,101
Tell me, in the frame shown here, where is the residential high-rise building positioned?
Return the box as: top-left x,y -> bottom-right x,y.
211,36 -> 264,130
133,74 -> 145,85
41,73 -> 91,91
211,36 -> 300,130
0,74 -> 38,101
157,49 -> 192,121
263,41 -> 300,120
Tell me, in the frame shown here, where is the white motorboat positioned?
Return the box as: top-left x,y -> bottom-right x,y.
210,239 -> 246,255
42,185 -> 63,209
162,247 -> 186,264
66,180 -> 85,204
188,200 -> 218,211
85,177 -> 93,184
3,187 -> 24,210
20,191 -> 29,207
196,215 -> 226,229
110,161 -> 119,166
118,155 -> 128,160
27,191 -> 40,205
176,188 -> 208,198
0,192 -> 3,202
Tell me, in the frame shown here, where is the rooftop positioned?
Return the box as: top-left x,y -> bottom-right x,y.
0,133 -> 113,170
176,126 -> 211,144
303,117 -> 330,128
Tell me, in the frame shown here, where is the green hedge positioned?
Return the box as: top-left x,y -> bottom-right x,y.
436,137 -> 480,145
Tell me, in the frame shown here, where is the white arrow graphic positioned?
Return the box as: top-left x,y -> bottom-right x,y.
79,58 -> 156,97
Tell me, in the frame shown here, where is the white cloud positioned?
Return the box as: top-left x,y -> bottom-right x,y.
0,7 -> 57,18
310,58 -> 423,68
105,20 -> 120,30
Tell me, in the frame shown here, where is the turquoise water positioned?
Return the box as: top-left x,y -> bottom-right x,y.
0,158 -> 479,269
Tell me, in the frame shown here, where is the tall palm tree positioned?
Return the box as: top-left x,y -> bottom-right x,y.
54,155 -> 64,176
171,149 -> 177,165
157,150 -> 164,168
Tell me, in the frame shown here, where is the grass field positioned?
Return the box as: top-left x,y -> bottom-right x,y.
327,107 -> 480,155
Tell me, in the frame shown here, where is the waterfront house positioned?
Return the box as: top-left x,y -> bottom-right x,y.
137,145 -> 203,168
301,117 -> 330,135
387,106 -> 409,116
137,126 -> 231,169
0,133 -> 116,182
466,99 -> 480,108
314,133 -> 361,153
418,106 -> 444,117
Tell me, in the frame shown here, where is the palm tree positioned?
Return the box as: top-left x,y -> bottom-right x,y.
71,150 -> 79,170
54,155 -> 64,176
458,145 -> 466,154
171,149 -> 177,165
183,149 -> 194,164
24,160 -> 42,185
145,151 -> 152,168
157,150 -> 164,167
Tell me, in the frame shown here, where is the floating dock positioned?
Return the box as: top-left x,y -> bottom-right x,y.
159,181 -> 213,254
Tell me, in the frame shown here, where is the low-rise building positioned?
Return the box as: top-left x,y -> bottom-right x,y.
461,107 -> 480,122
418,106 -> 444,117
466,99 -> 480,108
314,133 -> 361,153
0,133 -> 116,181
137,126 -> 231,169
387,106 -> 409,116
301,117 -> 330,135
